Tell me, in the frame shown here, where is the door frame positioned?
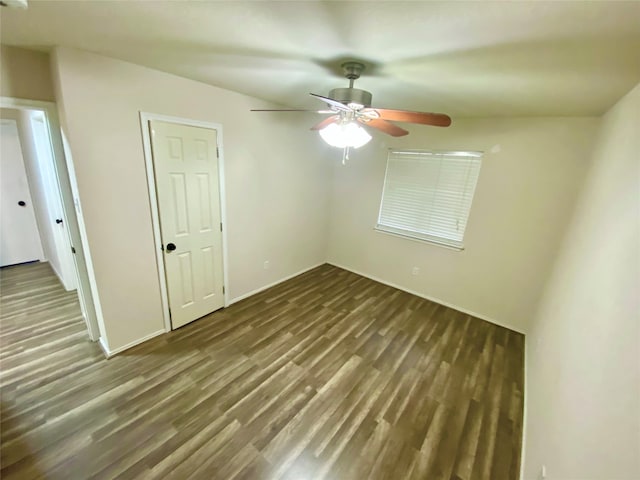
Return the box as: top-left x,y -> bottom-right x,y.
0,96 -> 103,342
139,112 -> 230,332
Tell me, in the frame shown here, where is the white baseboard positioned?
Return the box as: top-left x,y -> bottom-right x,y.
40,260 -> 65,290
228,262 -> 325,305
327,261 -> 526,335
99,329 -> 165,358
98,337 -> 110,358
48,260 -> 74,292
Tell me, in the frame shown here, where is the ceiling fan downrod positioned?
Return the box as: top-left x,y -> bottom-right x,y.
328,61 -> 373,108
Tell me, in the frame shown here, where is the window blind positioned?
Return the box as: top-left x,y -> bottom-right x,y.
376,150 -> 482,249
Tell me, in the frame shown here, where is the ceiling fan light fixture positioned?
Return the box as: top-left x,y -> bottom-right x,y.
319,122 -> 372,149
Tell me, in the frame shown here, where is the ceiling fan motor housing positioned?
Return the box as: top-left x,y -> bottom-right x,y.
328,88 -> 373,108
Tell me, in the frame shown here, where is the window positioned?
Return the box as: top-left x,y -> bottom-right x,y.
376,149 -> 482,249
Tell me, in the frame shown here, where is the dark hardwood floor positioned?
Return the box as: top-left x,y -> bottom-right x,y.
0,261 -> 524,479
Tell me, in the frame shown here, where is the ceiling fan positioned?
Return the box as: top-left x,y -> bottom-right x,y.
252,61 -> 452,162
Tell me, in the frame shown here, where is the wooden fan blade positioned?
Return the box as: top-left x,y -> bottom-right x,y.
310,115 -> 339,131
363,108 -> 451,127
309,93 -> 351,112
358,118 -> 409,137
251,109 -> 334,113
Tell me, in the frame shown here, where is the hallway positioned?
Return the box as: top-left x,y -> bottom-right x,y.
0,261 -> 96,366
0,262 -> 102,478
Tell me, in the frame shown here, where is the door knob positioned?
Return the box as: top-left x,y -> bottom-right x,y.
18,201 -> 26,206
166,243 -> 177,252
56,218 -> 63,224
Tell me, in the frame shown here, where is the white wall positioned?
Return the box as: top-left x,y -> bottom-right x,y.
326,117 -> 599,332
50,47 -> 330,352
523,84 -> 640,480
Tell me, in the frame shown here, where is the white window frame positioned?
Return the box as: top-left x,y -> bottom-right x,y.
375,149 -> 483,250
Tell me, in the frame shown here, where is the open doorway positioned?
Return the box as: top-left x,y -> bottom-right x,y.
1,108 -> 76,289
0,98 -> 102,343
0,116 -> 45,268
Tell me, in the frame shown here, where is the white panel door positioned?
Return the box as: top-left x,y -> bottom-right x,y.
0,120 -> 44,267
149,121 -> 224,329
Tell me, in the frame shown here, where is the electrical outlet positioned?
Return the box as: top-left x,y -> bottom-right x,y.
263,260 -> 270,270
411,267 -> 420,276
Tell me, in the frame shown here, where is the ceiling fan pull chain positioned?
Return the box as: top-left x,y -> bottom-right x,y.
342,146 -> 350,165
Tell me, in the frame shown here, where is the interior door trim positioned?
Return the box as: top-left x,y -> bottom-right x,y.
139,112 -> 230,333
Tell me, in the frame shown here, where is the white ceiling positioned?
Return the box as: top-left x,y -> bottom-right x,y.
2,1 -> 639,117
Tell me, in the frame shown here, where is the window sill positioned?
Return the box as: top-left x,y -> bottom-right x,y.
373,226 -> 465,251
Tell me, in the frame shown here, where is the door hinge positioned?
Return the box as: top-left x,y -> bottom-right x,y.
71,246 -> 76,254
222,286 -> 225,294
168,307 -> 172,319
161,244 -> 164,251
220,222 -> 223,232
216,146 -> 220,158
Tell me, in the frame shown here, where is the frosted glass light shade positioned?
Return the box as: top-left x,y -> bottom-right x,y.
319,122 -> 372,149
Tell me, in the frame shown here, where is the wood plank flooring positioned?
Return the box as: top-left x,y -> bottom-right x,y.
1,262 -> 524,479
